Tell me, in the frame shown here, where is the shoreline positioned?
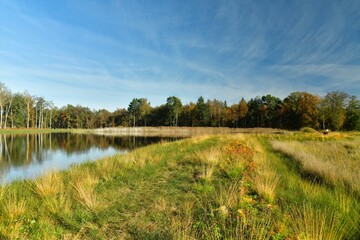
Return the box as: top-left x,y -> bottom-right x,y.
0,127 -> 290,137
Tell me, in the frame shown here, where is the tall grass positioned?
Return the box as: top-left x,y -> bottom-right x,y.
32,171 -> 64,197
69,168 -> 100,210
1,188 -> 27,219
263,134 -> 360,239
271,138 -> 360,193
192,148 -> 221,182
289,204 -> 351,240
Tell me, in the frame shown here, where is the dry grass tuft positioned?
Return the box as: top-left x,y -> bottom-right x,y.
95,156 -> 120,180
290,204 -> 349,240
1,189 -> 27,219
72,181 -> 98,210
33,171 -> 63,197
193,148 -> 222,181
44,192 -> 71,214
0,221 -> 24,240
234,215 -> 273,240
217,179 -> 243,209
69,169 -> 100,210
255,169 -> 280,203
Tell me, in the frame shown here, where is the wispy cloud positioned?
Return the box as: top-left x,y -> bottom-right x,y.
0,0 -> 359,110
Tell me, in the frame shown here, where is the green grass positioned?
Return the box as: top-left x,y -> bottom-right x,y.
0,131 -> 359,239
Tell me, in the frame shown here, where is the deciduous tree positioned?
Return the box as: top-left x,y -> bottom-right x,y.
166,96 -> 182,126
343,96 -> 360,131
238,98 -> 248,127
321,91 -> 349,130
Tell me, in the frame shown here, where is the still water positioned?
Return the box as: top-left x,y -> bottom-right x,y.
0,133 -> 177,184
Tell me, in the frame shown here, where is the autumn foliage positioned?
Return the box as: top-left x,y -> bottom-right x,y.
0,80 -> 359,131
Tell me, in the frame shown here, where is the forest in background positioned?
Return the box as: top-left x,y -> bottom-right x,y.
0,81 -> 359,131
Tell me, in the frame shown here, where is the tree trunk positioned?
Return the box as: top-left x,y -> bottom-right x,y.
0,102 -> 3,129
27,101 -> 30,128
50,111 -> 52,129
4,101 -> 12,129
35,105 -> 38,129
40,107 -> 43,129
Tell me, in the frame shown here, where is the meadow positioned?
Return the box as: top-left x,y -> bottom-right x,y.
0,129 -> 359,239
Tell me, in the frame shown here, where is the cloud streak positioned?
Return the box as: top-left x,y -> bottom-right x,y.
0,0 -> 359,110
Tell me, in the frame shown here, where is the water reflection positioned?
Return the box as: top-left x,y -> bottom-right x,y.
0,133 -> 179,184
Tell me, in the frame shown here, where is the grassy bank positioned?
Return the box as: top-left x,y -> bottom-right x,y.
0,132 -> 359,239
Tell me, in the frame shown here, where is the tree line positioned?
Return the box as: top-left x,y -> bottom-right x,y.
0,82 -> 359,131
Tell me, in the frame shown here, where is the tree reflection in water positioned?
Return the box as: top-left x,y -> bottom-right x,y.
0,133 -> 180,184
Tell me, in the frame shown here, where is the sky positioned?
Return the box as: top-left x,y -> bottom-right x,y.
0,0 -> 359,111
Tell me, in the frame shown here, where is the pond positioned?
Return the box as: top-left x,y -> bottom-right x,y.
0,133 -> 179,184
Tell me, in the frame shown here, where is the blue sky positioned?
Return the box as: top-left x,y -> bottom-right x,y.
0,0 -> 359,111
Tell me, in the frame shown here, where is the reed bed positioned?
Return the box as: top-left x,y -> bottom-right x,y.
93,126 -> 289,137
